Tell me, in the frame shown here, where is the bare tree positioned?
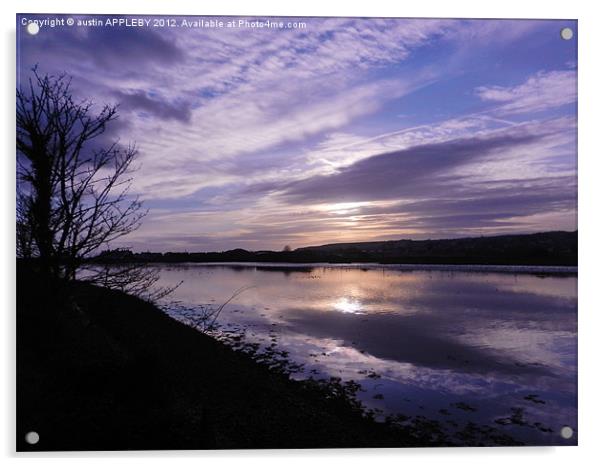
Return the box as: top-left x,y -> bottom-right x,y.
16,191 -> 35,259
17,68 -> 148,289
79,262 -> 179,302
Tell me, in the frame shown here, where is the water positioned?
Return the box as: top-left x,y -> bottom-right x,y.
155,263 -> 577,446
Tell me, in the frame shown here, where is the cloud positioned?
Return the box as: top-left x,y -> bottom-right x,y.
209,117 -> 576,247
84,25 -> 185,66
17,16 -> 451,201
276,120 -> 565,204
348,180 -> 574,225
19,19 -> 185,79
114,90 -> 192,122
18,16 -> 545,204
119,115 -> 576,251
475,70 -> 577,115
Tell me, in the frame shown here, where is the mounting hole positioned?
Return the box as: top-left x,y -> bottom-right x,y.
26,22 -> 40,35
560,27 -> 573,40
25,431 -> 40,445
560,426 -> 573,439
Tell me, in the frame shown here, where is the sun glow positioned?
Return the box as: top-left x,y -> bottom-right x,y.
317,202 -> 370,215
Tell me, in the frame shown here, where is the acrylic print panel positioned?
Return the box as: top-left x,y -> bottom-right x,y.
16,14 -> 577,451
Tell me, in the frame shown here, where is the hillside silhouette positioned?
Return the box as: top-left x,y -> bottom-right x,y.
94,231 -> 577,266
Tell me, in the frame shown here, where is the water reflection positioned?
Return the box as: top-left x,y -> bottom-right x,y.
156,264 -> 577,446
333,297 -> 363,314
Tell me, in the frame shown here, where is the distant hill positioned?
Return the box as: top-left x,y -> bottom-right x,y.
93,231 -> 577,266
295,231 -> 577,266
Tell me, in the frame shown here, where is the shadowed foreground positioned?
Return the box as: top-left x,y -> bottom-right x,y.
18,266 -> 445,451
18,263 -> 526,450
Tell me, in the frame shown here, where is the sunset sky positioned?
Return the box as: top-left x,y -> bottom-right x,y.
17,15 -> 577,252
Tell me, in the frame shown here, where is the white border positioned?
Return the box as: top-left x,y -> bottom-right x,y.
2,0 -> 601,464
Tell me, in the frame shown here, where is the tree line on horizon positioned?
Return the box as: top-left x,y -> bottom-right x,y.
91,231 -> 577,267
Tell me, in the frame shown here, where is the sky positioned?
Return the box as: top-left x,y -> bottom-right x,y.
17,15 -> 577,252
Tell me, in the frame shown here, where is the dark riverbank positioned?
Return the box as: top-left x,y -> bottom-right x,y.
18,265 -> 529,450
92,231 -> 577,267
19,266 -> 474,451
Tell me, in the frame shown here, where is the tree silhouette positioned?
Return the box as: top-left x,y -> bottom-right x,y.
17,68 -> 145,284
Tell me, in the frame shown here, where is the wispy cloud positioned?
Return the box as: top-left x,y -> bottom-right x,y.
476,70 -> 577,115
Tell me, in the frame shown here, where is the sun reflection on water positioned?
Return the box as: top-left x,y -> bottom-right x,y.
333,297 -> 363,314
160,264 -> 577,445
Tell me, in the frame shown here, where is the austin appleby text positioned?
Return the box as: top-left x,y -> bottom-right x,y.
104,18 -> 152,27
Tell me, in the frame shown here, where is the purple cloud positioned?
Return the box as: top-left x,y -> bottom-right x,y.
275,122 -> 564,203
114,90 -> 192,122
